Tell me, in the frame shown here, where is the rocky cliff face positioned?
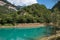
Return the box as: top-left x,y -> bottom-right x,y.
0,0 -> 6,6
0,0 -> 17,11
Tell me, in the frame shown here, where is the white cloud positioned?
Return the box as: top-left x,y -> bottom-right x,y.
7,0 -> 37,6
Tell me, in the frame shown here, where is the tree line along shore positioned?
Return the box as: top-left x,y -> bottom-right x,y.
0,2 -> 60,28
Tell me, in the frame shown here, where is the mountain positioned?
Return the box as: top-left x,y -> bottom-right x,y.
52,1 -> 60,12
0,0 -> 6,6
51,1 -> 60,27
0,2 -> 51,24
18,4 -> 51,16
0,0 -> 17,11
0,0 -> 17,16
52,1 -> 60,9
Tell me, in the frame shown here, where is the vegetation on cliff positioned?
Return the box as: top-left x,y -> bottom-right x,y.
0,4 -> 52,25
51,1 -> 60,27
0,1 -> 60,26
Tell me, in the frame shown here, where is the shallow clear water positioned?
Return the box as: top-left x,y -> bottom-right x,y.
0,26 -> 53,40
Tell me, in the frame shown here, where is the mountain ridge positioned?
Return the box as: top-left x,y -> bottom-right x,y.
0,0 -> 17,11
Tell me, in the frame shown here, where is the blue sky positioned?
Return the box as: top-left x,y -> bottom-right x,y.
37,0 -> 59,9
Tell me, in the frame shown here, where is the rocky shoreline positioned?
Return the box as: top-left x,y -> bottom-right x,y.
38,31 -> 60,40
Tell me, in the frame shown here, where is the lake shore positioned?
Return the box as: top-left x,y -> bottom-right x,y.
38,31 -> 60,40
0,23 -> 46,28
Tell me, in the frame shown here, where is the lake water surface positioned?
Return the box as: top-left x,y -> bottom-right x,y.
0,26 -> 53,40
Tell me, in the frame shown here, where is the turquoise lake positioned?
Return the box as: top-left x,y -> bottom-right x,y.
0,26 -> 53,40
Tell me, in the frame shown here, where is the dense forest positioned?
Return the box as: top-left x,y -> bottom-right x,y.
0,1 -> 60,26
0,4 -> 52,25
51,1 -> 60,27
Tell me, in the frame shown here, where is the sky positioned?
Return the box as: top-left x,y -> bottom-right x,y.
7,0 -> 59,9
37,0 -> 59,9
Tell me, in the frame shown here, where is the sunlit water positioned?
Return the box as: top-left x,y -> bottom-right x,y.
0,26 -> 53,40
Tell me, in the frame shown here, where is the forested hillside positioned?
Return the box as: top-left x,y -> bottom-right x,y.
0,3 -> 52,25
51,1 -> 60,27
17,4 -> 51,23
0,0 -> 60,26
